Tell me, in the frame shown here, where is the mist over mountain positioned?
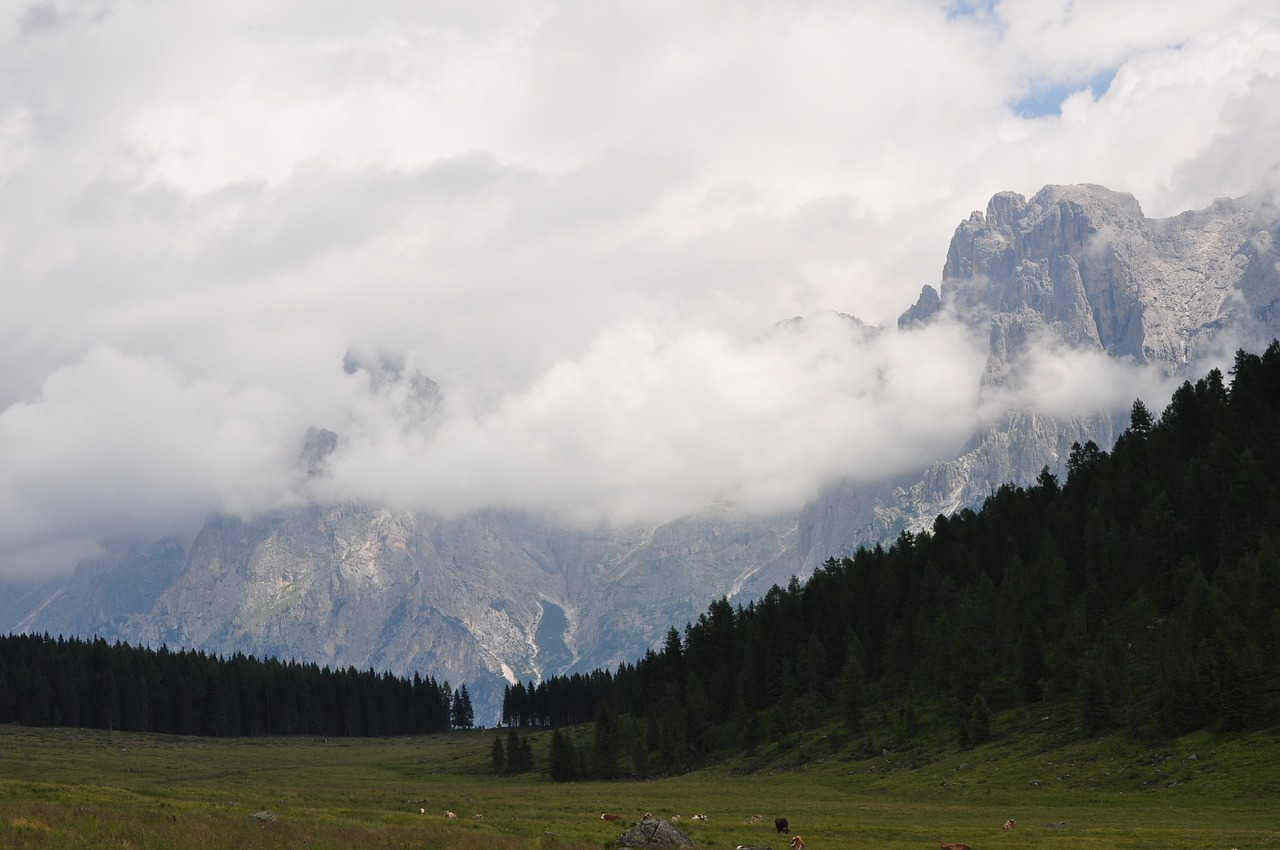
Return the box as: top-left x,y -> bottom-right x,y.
4,182 -> 1279,722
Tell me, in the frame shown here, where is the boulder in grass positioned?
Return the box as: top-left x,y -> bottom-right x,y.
615,816 -> 695,848
249,811 -> 277,823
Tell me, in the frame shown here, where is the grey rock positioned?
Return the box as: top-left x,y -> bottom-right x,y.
297,427 -> 338,477
897,284 -> 942,329
615,817 -> 695,849
944,183 -> 1280,372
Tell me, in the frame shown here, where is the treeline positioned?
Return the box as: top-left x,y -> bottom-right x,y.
507,343 -> 1280,778
0,633 -> 475,736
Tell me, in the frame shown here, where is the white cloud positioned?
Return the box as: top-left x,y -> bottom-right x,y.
319,315 -> 990,526
0,0 -> 1278,575
0,345 -> 307,573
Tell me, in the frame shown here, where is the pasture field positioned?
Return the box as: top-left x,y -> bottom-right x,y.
1,718 -> 1278,850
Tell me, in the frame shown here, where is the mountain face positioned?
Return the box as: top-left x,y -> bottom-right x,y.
6,183 -> 1278,723
940,183 -> 1280,373
8,504 -> 799,721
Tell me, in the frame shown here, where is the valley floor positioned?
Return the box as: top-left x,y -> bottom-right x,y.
2,722 -> 1279,849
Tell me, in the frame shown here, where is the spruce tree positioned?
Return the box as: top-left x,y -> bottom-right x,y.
548,727 -> 577,782
1016,625 -> 1048,703
505,727 -> 526,773
593,701 -> 620,779
838,654 -> 866,732
490,735 -> 505,773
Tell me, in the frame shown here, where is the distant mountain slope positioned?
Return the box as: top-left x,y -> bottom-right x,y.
5,183 -> 1277,722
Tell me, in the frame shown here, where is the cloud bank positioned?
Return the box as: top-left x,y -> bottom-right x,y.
1,0 -> 1277,575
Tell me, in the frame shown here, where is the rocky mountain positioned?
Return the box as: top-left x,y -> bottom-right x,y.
941,183 -> 1279,372
5,182 -> 1278,723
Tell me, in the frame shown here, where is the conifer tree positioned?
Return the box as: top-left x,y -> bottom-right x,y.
593,701 -> 620,779
451,685 -> 474,729
548,727 -> 577,781
1017,625 -> 1048,703
490,735 -> 505,773
837,654 -> 866,732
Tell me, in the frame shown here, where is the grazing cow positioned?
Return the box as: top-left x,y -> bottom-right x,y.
692,814 -> 709,822
749,814 -> 763,824
775,817 -> 790,834
601,813 -> 624,822
1003,818 -> 1016,829
789,837 -> 806,850
940,844 -> 970,850
444,811 -> 457,820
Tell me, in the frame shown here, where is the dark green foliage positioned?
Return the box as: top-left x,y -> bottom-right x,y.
491,734 -> 505,772
968,692 -> 992,745
1129,397 -> 1155,436
0,634 -> 458,737
451,685 -> 475,729
593,701 -> 620,779
548,727 -> 578,781
505,727 -> 535,773
838,653 -> 866,732
1016,625 -> 1048,703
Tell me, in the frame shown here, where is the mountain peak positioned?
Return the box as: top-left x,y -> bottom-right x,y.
941,182 -> 1276,370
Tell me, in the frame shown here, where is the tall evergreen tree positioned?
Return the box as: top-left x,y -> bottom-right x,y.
593,701 -> 620,779
490,735 -> 506,773
548,727 -> 578,782
837,654 -> 866,732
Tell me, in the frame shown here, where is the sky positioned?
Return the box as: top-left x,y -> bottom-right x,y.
2,0 -> 1279,578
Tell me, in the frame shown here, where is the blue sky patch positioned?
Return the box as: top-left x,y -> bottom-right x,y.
1012,67 -> 1118,118
946,0 -> 998,21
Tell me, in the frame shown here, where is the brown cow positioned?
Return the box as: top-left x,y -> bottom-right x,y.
790,837 -> 806,850
601,813 -> 624,821
444,811 -> 457,820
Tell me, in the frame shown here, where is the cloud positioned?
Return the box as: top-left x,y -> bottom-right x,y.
0,0 -> 1278,575
0,345 -> 309,575
318,315 -> 991,526
979,340 -> 1185,422
18,2 -> 62,37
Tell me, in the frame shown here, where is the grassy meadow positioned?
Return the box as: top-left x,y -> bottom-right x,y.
1,712 -> 1278,850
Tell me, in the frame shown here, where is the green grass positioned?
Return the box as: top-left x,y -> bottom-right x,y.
2,717 -> 1278,850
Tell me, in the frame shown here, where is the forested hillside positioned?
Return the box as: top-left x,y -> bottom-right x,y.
503,344 -> 1280,777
